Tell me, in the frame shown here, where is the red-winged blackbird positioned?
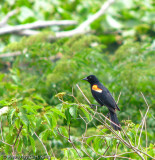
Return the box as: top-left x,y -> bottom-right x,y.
83,75 -> 121,131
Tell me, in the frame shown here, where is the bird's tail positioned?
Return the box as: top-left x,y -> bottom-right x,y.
109,110 -> 121,131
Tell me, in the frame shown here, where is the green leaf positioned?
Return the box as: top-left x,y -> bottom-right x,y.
18,6 -> 35,22
7,108 -> 16,125
23,136 -> 28,147
32,94 -> 47,104
80,108 -> 90,121
93,137 -> 100,152
106,15 -> 122,29
17,138 -> 23,152
22,105 -> 36,113
32,105 -> 43,110
58,127 -> 68,137
69,105 -> 77,119
40,129 -> 49,141
18,112 -> 29,127
45,113 -> 57,129
50,108 -> 66,119
55,92 -> 66,98
51,113 -> 57,128
65,108 -> 71,125
29,136 -> 36,153
0,100 -> 11,106
44,114 -> 52,128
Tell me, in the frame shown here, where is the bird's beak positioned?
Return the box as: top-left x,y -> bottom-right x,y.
82,77 -> 88,81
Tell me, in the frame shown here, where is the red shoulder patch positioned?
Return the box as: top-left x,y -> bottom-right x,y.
92,85 -> 102,93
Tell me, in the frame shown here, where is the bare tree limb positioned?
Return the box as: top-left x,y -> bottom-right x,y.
76,84 -> 153,160
0,9 -> 18,27
17,29 -> 40,36
13,124 -> 23,147
0,0 -> 115,39
0,51 -> 22,58
49,0 -> 115,39
0,20 -> 77,35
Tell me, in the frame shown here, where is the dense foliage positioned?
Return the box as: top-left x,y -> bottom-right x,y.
0,0 -> 154,159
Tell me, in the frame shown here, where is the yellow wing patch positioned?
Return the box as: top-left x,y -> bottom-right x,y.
92,85 -> 102,93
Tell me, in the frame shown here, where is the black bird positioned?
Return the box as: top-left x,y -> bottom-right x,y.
83,75 -> 121,131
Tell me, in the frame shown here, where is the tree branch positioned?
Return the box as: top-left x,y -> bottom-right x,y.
76,84 -> 153,160
0,20 -> 77,35
49,0 -> 115,40
13,124 -> 23,147
34,132 -> 51,158
0,0 -> 115,39
0,9 -> 18,27
0,51 -> 22,58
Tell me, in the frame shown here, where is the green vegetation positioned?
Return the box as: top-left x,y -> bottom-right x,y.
0,0 -> 154,159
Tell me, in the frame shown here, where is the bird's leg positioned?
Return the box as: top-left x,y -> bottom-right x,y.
106,112 -> 110,118
89,104 -> 101,109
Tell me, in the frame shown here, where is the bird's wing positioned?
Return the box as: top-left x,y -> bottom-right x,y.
103,88 -> 120,111
92,84 -> 120,112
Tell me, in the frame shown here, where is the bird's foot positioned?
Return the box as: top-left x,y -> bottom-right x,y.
89,104 -> 101,109
106,112 -> 110,118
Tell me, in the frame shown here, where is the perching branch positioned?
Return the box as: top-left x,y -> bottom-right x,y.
76,84 -> 153,160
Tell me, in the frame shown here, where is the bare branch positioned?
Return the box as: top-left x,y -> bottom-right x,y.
34,132 -> 50,158
0,117 -> 4,141
0,0 -> 115,38
138,92 -> 150,147
52,0 -> 115,39
13,124 -> 23,147
0,9 -> 18,27
0,51 -> 22,58
76,85 -> 153,159
57,127 -> 82,158
17,29 -> 40,36
117,92 -> 121,104
76,84 -> 91,105
0,20 -> 77,35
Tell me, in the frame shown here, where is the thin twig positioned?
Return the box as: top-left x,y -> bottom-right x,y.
97,146 -> 110,160
76,84 -> 91,105
144,119 -> 147,160
57,127 -> 82,158
76,85 -> 153,159
13,124 -> 23,147
34,132 -> 50,158
117,92 -> 121,104
0,140 -> 12,146
0,117 -> 4,141
114,141 -> 120,160
138,92 -> 150,147
69,124 -> 71,140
